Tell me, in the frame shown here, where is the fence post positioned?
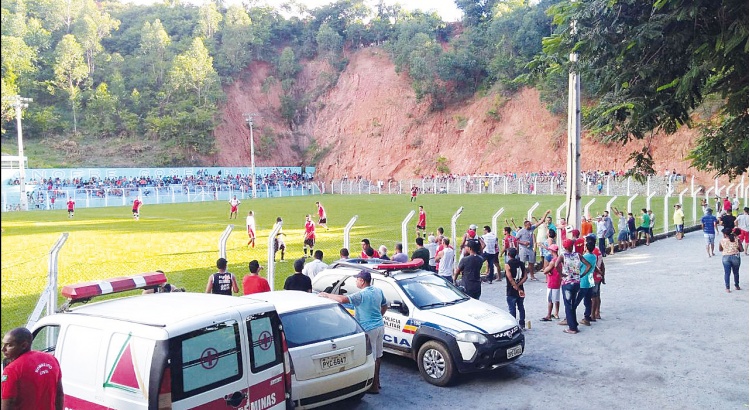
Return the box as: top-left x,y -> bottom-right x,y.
267,221 -> 282,291
526,202 -> 540,221
582,198 -> 596,219
606,175 -> 611,196
343,215 -> 358,251
491,207 -> 505,236
606,196 -> 618,215
532,176 -> 538,195
26,233 -> 69,329
450,207 -> 464,264
219,225 -> 234,260
627,176 -> 631,196
663,188 -> 674,234
646,192 -> 656,211
627,194 -> 638,214
556,202 -> 567,223
401,210 -> 416,255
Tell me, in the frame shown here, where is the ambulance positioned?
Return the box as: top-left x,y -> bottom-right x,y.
29,272 -> 292,409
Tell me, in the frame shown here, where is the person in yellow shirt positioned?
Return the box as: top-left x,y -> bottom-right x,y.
673,204 -> 685,240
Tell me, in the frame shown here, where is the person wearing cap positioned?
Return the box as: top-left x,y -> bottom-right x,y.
205,258 -> 239,295
283,258 -> 312,292
454,241 -> 484,299
243,260 -> 271,295
557,237 -> 592,334
540,244 -> 562,321
460,226 -> 481,261
673,204 -> 685,240
319,270 -> 387,394
517,209 -> 551,281
701,208 -> 719,257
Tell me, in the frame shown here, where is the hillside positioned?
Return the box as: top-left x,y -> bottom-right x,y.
213,48 -> 723,185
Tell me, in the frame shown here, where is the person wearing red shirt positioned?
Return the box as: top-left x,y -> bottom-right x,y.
1,327 -> 64,410
315,201 -> 328,230
410,185 -> 418,202
242,260 -> 271,295
416,205 -> 426,238
66,198 -> 75,218
132,197 -> 143,220
303,214 -> 316,258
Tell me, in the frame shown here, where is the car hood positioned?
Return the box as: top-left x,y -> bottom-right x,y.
418,298 -> 518,334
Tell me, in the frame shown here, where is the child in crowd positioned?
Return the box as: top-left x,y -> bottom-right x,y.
540,244 -> 562,321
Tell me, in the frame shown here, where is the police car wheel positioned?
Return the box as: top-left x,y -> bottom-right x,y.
417,340 -> 456,386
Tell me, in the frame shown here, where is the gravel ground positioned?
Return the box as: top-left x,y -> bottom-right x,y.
333,230 -> 749,409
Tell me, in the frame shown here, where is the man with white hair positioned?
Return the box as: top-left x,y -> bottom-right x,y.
425,235 -> 438,272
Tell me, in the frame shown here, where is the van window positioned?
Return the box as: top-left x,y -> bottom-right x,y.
60,325 -> 102,394
280,305 -> 361,348
170,320 -> 242,401
246,312 -> 283,373
31,325 -> 60,353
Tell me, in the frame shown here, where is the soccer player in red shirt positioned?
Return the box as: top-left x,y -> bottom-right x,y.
132,197 -> 142,220
416,205 -> 426,238
410,185 -> 418,202
303,214 -> 316,258
315,201 -> 328,230
1,327 -> 64,410
66,198 -> 75,218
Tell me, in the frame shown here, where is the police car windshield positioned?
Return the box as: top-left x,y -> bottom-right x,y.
398,275 -> 469,309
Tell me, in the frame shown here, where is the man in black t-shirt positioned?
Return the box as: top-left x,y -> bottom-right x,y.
411,237 -> 431,270
284,257 -> 312,292
505,248 -> 527,329
720,211 -> 736,233
454,241 -> 483,299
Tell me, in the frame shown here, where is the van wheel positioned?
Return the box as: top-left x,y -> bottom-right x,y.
417,340 -> 456,386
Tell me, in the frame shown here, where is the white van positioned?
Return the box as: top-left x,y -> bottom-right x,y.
30,272 -> 292,410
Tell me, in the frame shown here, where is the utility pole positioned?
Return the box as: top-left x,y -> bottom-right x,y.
243,113 -> 260,198
565,19 -> 581,229
4,95 -> 33,211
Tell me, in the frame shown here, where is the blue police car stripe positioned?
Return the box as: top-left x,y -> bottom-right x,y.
431,312 -> 486,333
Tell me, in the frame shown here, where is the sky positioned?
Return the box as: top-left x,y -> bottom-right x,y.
122,0 -> 464,22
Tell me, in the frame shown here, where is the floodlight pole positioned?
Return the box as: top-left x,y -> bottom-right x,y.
244,113 -> 259,199
565,12 -> 582,230
5,95 -> 32,211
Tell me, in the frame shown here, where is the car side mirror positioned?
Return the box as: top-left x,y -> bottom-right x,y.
389,301 -> 407,315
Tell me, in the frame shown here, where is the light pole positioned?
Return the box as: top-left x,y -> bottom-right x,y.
4,95 -> 32,211
244,113 -> 258,198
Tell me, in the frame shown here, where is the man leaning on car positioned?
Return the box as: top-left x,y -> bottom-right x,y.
319,270 -> 387,394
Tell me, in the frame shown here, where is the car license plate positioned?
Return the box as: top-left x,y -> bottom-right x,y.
320,353 -> 347,370
506,344 -> 522,359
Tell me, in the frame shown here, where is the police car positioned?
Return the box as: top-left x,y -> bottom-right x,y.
311,260 -> 525,386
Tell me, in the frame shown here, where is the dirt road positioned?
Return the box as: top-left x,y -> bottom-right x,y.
343,230 -> 749,409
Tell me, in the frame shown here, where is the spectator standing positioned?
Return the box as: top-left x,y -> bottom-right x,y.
273,217 -> 286,262
504,248 -> 527,329
736,207 -> 749,255
577,241 -> 598,326
673,204 -> 685,240
284,258 -> 312,292
411,237 -> 431,269
540,244 -> 562,321
205,258 -> 239,295
701,208 -> 719,257
303,214 -> 316,258
360,238 -> 379,259
480,226 -> 500,283
415,205 -> 427,238
647,209 -> 656,240
534,217 -> 550,270
596,216 -> 608,257
435,238 -> 455,282
603,211 -> 615,255
132,197 -> 143,220
636,208 -> 651,246
378,245 -> 390,260
391,243 -> 408,263
243,260 -> 271,295
339,248 -> 350,260
454,241 -> 483,299
501,226 -> 518,263
66,198 -> 75,218
424,235 -> 438,271
1,327 -> 64,410
720,210 -> 736,232
229,195 -> 241,219
627,212 -> 637,248
246,211 -> 257,248
731,195 -> 740,213
302,250 -> 328,280
580,215 -> 593,237
315,201 -> 328,230
517,210 -> 551,281
558,238 -> 592,334
723,197 -> 732,213
612,207 -> 629,250
319,270 -> 387,395
719,228 -> 743,292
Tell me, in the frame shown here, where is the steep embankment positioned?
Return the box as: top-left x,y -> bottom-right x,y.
215,48 -> 722,185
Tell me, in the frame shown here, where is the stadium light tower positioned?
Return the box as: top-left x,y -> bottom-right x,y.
565,13 -> 581,230
4,95 -> 33,211
244,113 -> 259,198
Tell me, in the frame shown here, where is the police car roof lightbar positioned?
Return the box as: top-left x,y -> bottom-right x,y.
375,259 -> 423,270
61,272 -> 167,303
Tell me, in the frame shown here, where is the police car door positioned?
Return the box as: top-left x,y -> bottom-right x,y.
373,280 -> 415,356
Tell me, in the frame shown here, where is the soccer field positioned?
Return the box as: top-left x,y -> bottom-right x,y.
0,193 -> 692,333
